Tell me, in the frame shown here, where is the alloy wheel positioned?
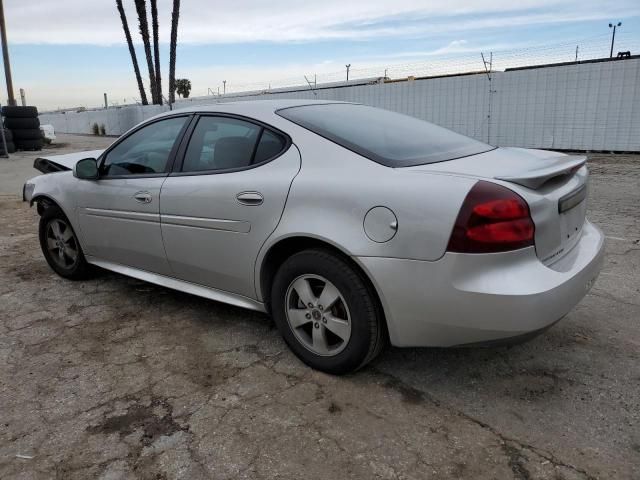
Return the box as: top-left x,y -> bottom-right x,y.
45,219 -> 79,269
285,274 -> 352,356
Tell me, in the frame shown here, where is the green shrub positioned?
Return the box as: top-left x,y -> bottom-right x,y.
91,123 -> 100,135
99,124 -> 106,136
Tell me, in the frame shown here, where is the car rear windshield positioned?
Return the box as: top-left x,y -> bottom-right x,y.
277,103 -> 494,167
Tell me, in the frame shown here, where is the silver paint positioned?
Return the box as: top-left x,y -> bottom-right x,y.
25,99 -> 605,348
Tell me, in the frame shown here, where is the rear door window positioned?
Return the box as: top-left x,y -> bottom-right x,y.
253,129 -> 287,163
181,116 -> 287,173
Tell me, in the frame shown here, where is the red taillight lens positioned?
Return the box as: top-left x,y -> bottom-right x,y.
447,181 -> 535,253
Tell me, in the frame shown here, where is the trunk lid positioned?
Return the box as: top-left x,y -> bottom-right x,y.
34,150 -> 104,174
405,147 -> 589,266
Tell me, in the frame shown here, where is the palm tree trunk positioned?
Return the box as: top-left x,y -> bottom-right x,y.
168,0 -> 180,105
134,0 -> 158,104
115,0 -> 148,105
150,0 -> 162,104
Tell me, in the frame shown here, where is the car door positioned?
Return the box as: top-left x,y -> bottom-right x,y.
75,115 -> 191,275
159,114 -> 300,298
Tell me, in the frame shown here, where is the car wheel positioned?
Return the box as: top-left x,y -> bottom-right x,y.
271,249 -> 385,374
39,206 -> 92,280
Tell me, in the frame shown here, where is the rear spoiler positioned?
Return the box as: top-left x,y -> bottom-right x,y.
495,155 -> 587,189
33,157 -> 72,174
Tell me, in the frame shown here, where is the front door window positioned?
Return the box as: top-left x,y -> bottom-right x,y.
101,116 -> 188,176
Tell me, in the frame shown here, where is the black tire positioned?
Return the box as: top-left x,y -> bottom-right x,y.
271,248 -> 385,374
12,128 -> 43,140
39,205 -> 93,280
3,128 -> 13,141
4,117 -> 40,129
15,138 -> 43,150
2,105 -> 38,118
0,141 -> 16,154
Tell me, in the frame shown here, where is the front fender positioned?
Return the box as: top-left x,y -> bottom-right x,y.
25,172 -> 83,242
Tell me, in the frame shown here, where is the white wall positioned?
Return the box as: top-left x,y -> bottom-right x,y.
39,58 -> 640,151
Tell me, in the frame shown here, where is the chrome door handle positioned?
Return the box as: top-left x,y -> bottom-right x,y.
133,191 -> 152,204
236,191 -> 264,206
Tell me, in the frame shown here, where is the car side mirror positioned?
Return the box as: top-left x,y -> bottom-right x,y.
74,158 -> 99,180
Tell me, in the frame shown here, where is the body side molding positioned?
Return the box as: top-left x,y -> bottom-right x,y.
86,256 -> 266,312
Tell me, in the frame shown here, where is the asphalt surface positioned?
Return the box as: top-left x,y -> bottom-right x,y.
0,135 -> 638,479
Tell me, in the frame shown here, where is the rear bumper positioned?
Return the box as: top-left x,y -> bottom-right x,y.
357,220 -> 605,347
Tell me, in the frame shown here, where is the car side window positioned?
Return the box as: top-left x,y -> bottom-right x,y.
181,116 -> 286,173
100,116 -> 188,176
253,129 -> 287,163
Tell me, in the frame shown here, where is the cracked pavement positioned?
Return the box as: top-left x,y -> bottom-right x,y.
1,136 -> 638,479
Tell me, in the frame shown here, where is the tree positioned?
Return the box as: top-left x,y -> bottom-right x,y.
116,0 -> 181,106
150,0 -> 162,104
115,0 -> 148,105
134,0 -> 159,104
175,78 -> 191,98
168,0 -> 180,104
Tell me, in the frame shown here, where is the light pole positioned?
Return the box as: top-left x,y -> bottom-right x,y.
345,64 -> 351,81
609,22 -> 621,58
223,80 -> 226,94
0,0 -> 16,106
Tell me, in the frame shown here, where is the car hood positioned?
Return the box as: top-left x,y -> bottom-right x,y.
34,150 -> 104,174
404,147 -> 586,190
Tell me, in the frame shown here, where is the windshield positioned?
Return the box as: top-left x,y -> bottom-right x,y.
277,103 -> 494,167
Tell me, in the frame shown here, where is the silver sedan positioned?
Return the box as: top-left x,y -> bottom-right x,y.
23,100 -> 604,374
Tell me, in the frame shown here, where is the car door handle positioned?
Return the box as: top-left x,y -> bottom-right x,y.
133,191 -> 153,204
236,191 -> 264,206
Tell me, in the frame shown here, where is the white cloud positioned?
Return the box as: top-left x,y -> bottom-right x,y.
5,0 -> 638,45
7,0 -> 639,109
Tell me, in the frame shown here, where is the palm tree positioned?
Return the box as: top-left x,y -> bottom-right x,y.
168,0 -> 180,105
150,0 -> 162,104
134,0 -> 159,104
115,0 -> 148,105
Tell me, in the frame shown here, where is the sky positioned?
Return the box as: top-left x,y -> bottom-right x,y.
2,0 -> 640,110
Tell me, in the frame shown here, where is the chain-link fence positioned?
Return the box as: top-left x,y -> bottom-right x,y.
202,32 -> 639,95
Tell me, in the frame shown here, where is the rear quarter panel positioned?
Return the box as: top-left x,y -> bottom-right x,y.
255,124 -> 476,299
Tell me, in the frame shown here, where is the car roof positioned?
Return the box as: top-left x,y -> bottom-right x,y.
122,100 -> 356,137
168,99 -> 350,116
148,99 -> 354,123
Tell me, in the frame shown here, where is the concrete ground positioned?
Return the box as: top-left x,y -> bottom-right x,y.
0,135 -> 638,479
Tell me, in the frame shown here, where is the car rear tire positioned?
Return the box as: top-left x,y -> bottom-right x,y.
4,117 -> 40,129
39,205 -> 93,280
271,248 -> 385,374
1,105 -> 38,118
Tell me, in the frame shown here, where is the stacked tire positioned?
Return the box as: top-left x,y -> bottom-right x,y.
1,128 -> 15,154
2,106 -> 43,151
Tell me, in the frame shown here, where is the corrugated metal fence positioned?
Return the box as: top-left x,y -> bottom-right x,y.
40,57 -> 640,151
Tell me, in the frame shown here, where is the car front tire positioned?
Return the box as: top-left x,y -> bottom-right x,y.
271,248 -> 385,374
38,205 -> 93,280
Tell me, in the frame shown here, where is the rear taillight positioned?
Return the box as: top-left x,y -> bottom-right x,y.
447,181 -> 535,253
